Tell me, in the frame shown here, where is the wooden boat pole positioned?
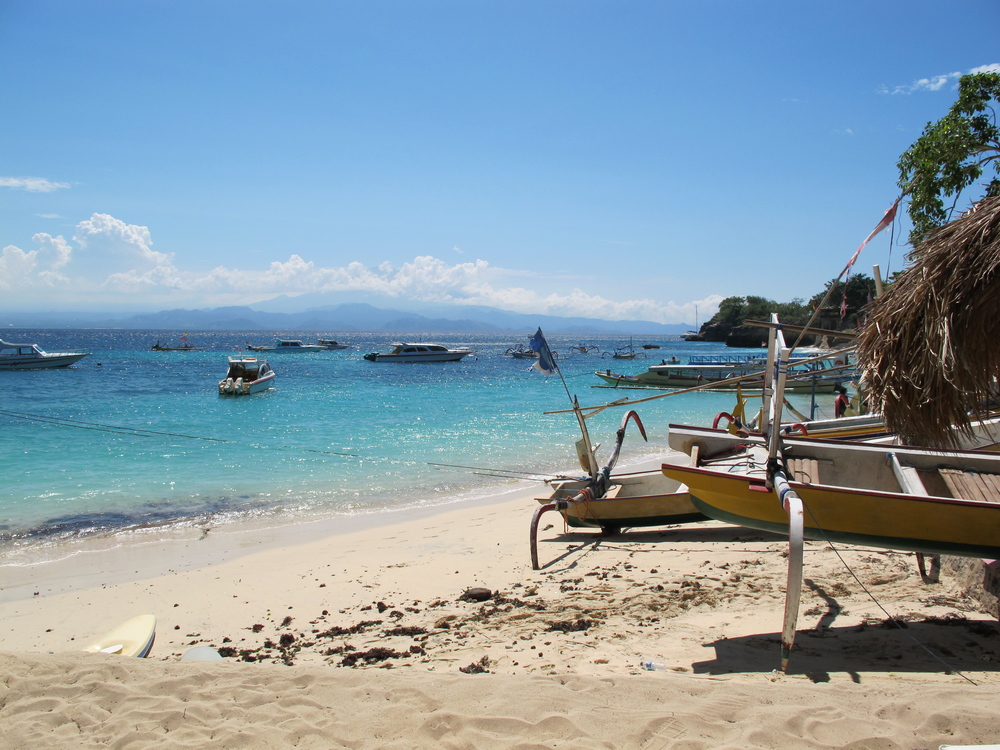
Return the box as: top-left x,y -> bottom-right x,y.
775,472 -> 804,672
765,315 -> 806,671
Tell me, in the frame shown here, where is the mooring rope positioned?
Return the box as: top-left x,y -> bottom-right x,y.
800,499 -> 978,685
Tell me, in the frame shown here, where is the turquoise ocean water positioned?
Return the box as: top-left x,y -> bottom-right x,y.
1,329 -> 840,559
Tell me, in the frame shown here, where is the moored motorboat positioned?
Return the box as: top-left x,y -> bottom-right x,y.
273,339 -> 324,352
364,343 -> 475,362
0,339 -> 90,369
218,356 -> 275,395
317,339 -> 350,350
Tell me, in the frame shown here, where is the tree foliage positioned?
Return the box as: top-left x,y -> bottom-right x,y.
709,295 -> 810,327
808,273 -> 879,328
898,71 -> 1000,245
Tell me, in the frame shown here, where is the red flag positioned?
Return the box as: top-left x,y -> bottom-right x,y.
844,198 -> 900,272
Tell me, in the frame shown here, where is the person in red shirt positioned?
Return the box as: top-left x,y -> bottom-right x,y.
834,386 -> 851,418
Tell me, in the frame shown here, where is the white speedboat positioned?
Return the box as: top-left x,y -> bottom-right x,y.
317,339 -> 350,350
364,343 -> 475,362
218,356 -> 275,395
273,339 -> 324,352
0,339 -> 90,369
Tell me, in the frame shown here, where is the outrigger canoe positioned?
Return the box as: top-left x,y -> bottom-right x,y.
662,423 -> 1000,559
530,411 -> 705,569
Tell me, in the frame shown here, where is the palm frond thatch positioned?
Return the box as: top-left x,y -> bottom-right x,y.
856,195 -> 1000,448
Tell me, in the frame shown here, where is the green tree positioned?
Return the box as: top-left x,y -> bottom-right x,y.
898,71 -> 1000,245
809,273 -> 879,328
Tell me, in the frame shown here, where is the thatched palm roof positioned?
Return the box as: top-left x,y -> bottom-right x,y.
856,195 -> 1000,448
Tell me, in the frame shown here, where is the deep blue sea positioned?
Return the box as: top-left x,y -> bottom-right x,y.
0,329 -> 839,557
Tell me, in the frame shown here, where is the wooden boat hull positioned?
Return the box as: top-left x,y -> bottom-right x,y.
664,463 -> 1000,558
538,470 -> 704,531
594,370 -> 839,393
663,424 -> 1000,559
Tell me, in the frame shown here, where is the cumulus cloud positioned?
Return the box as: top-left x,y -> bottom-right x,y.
75,213 -> 173,269
0,176 -> 70,192
881,63 -> 999,95
0,245 -> 39,289
0,212 -> 712,323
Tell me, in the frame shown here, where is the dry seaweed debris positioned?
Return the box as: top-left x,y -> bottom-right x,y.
856,196 -> 1000,447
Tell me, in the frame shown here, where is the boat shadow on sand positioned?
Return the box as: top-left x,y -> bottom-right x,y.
694,601 -> 1000,683
535,522 -> 1000,681
533,523 -> 788,572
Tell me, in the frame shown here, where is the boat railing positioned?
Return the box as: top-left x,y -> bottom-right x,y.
688,354 -> 767,365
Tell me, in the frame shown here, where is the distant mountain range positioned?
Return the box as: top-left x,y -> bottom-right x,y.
0,302 -> 692,335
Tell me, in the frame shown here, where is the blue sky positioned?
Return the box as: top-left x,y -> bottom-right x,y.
1,1 -> 997,324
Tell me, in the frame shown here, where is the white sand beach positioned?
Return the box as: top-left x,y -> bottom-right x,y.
2,466 -> 1000,749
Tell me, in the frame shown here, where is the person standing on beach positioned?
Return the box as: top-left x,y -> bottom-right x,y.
834,386 -> 850,418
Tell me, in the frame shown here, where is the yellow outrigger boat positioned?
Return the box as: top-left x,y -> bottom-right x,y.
663,423 -> 1000,560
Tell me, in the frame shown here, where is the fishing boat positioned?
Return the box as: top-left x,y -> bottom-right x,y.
608,338 -> 645,359
274,339 -> 325,352
595,349 -> 854,393
539,469 -> 699,532
505,345 -> 538,359
662,422 -> 1000,560
150,337 -> 198,351
363,343 -> 475,362
317,339 -> 350,350
659,311 -> 1000,671
0,339 -> 90,369
530,410 -> 705,569
218,356 -> 275,395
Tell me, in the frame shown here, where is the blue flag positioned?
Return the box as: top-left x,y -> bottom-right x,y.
528,328 -> 557,375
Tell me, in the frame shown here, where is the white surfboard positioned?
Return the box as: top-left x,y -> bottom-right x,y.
82,614 -> 156,658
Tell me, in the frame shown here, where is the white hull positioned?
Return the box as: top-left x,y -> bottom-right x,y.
365,343 -> 474,362
0,339 -> 89,369
367,352 -> 471,362
218,356 -> 275,395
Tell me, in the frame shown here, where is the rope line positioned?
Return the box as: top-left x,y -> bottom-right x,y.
799,499 -> 978,685
0,409 -> 361,458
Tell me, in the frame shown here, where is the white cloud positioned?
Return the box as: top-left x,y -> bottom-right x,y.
0,213 -> 715,323
882,64 -> 999,95
0,176 -> 70,192
0,245 -> 39,289
74,213 -> 174,269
